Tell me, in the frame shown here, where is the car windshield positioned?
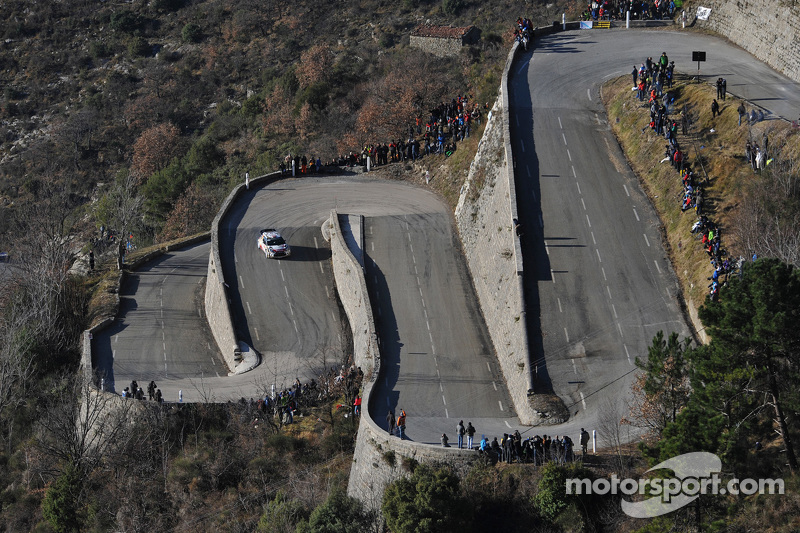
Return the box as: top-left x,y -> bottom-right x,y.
266,237 -> 285,246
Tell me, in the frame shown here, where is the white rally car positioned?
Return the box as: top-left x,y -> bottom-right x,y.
257,229 -> 291,258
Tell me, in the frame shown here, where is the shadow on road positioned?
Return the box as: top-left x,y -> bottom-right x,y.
509,48 -> 555,394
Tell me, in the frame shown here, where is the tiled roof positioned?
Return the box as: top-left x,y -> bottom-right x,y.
411,24 -> 474,39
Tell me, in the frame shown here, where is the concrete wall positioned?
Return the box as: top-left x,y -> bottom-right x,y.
326,211 -> 379,375
686,0 -> 800,83
453,41 -> 540,426
205,172 -> 282,372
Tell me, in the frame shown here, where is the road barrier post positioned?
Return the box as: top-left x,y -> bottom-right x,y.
562,13 -> 566,31
592,429 -> 597,453
626,10 -> 630,29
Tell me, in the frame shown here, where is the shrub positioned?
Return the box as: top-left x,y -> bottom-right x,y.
110,11 -> 142,33
181,23 -> 202,43
127,36 -> 151,58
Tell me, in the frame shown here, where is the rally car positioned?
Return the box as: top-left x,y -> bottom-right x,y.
257,229 -> 291,258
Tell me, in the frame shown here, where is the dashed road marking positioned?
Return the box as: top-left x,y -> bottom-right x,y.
576,181 -> 581,193
591,231 -> 597,245
539,214 -> 544,227
581,198 -> 586,210
520,139 -> 525,152
564,327 -> 570,343
596,249 -> 602,263
493,381 -> 498,391
571,358 -> 577,374
319,262 -> 324,274
624,344 -> 632,365
293,320 -> 298,333
607,286 -> 613,300
557,298 -> 563,313
586,214 -> 592,227
654,260 -> 662,274
284,286 -> 290,299
633,208 -> 640,221
246,301 -> 252,315
601,267 -> 607,281
486,362 -> 491,372
580,391 -> 587,409
442,396 -> 447,406
643,234 -> 651,247
505,420 -> 512,429
611,303 -> 618,319
558,116 -> 563,129
280,270 -> 285,282
254,328 -> 260,341
498,401 -> 504,412
562,133 -> 567,145
618,323 -> 624,337
623,184 -> 630,197
567,149 -> 572,161
587,88 -> 592,101
445,408 -> 449,418
551,269 -> 556,283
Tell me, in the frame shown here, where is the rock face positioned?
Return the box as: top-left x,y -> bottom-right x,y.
686,0 -> 800,82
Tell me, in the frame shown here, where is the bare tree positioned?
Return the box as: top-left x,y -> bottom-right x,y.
94,169 -> 144,269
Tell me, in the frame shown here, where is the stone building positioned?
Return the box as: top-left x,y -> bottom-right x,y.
409,24 -> 479,57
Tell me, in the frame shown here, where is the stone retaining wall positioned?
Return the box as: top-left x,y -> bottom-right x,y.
205,172 -> 282,372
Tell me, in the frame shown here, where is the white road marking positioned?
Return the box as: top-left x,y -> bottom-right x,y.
601,267 -> 607,281
112,350 -> 115,360
246,301 -> 252,315
210,357 -> 216,366
234,254 -> 238,264
505,420 -> 512,429
377,307 -> 382,316
532,189 -> 537,201
293,320 -> 298,333
319,262 -> 324,274
607,286 -> 613,300
596,249 -> 602,263
557,298 -> 563,313
643,234 -> 651,247
623,184 -> 630,197
371,242 -> 374,251
493,381 -> 498,391
284,286 -> 290,298
624,344 -> 632,365
442,396 -> 447,405
562,133 -> 567,145
564,327 -> 570,343
633,208 -> 640,221
572,167 -> 577,179
591,231 -> 597,245
486,362 -> 491,372
539,214 -> 544,227
558,116 -> 563,129
567,149 -> 572,162
445,408 -> 449,418
520,139 -> 525,152
254,328 -> 260,341
426,320 -> 431,331
581,198 -> 586,210
551,269 -> 556,283
325,286 -> 330,298
586,215 -> 592,228
421,297 -> 426,308
440,383 -> 443,392
313,236 -> 319,249
545,244 -> 549,256
576,181 -> 581,193
498,401 -> 504,412
587,88 -> 592,101
618,323 -> 624,337
409,244 -> 414,254
654,260 -> 662,274
114,335 -> 118,343
163,342 -> 166,351
571,358 -> 577,373
580,391 -> 587,409
611,303 -> 618,319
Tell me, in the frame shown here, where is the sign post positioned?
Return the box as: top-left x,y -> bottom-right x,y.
692,51 -> 706,75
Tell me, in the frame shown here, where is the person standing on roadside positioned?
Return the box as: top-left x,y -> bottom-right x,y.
466,422 -> 476,450
397,410 -> 407,439
456,420 -> 465,449
386,411 -> 395,435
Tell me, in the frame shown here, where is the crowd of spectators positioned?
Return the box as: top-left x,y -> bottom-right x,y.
633,52 -> 752,300
440,426 -> 593,466
582,1 -> 679,21
278,95 -> 489,176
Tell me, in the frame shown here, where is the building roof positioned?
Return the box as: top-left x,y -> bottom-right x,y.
410,24 -> 474,39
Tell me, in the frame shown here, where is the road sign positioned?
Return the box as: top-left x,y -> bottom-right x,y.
692,51 -> 706,74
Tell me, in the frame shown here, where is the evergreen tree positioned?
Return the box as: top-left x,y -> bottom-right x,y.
696,258 -> 800,472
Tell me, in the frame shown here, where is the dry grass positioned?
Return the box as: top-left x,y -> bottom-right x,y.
602,74 -> 799,318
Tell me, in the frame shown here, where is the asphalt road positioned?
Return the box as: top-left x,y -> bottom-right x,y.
504,28 -> 800,443
95,28 -> 800,445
